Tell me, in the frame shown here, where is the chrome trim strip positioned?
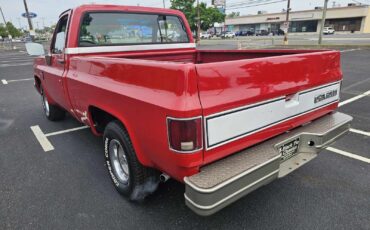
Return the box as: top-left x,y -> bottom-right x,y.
299,80 -> 342,94
205,96 -> 286,120
184,154 -> 281,193
185,170 -> 279,210
64,43 -> 196,54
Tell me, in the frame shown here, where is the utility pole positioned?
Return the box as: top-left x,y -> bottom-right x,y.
0,6 -> 7,27
283,0 -> 291,45
318,0 -> 329,45
196,0 -> 201,44
223,0 -> 226,33
23,0 -> 33,31
162,0 -> 166,8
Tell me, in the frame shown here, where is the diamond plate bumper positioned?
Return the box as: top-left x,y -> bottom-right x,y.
184,112 -> 353,216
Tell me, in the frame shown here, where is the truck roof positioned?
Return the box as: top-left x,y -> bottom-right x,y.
70,4 -> 183,17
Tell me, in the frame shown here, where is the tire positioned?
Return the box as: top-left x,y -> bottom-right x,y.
103,120 -> 159,201
40,85 -> 65,121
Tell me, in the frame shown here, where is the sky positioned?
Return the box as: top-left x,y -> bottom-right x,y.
0,0 -> 369,29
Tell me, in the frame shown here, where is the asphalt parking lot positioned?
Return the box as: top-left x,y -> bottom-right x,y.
0,46 -> 369,230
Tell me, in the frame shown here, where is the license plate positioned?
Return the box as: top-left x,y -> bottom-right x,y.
278,138 -> 300,161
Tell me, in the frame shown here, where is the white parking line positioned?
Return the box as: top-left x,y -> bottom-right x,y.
326,147 -> 370,164
339,90 -> 370,107
7,78 -> 33,83
1,78 -> 33,85
31,125 -> 89,152
0,62 -> 33,68
45,126 -> 89,137
340,48 -> 362,53
30,125 -> 55,152
349,128 -> 370,137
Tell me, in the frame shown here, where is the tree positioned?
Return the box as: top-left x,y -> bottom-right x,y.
0,23 -> 8,37
199,3 -> 225,31
227,12 -> 240,18
170,0 -> 224,32
0,22 -> 24,38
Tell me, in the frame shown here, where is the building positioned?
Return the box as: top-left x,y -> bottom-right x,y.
225,4 -> 370,34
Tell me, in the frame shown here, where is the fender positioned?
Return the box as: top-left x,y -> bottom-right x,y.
87,104 -> 153,167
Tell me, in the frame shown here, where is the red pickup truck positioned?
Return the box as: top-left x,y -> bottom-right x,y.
26,4 -> 352,216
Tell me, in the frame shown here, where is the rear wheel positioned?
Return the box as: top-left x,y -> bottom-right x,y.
40,85 -> 65,121
103,120 -> 159,201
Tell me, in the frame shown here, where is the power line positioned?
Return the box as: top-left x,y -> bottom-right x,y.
351,0 -> 369,5
227,0 -> 284,7
226,0 -> 287,10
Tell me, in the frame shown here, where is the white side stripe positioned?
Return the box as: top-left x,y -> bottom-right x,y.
326,147 -> 370,164
349,128 -> 370,137
339,90 -> 370,107
206,82 -> 341,149
30,125 -> 55,152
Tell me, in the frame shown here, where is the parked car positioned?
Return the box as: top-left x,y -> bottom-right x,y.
323,27 -> 335,35
272,29 -> 285,36
244,30 -> 255,36
221,31 -> 236,39
214,31 -> 222,37
200,32 -> 212,39
26,4 -> 352,216
237,30 -> 255,36
256,29 -> 270,36
22,36 -> 32,42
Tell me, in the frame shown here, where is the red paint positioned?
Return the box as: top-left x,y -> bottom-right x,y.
33,5 -> 342,181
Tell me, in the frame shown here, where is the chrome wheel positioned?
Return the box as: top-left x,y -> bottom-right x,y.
41,89 -> 50,117
109,139 -> 130,184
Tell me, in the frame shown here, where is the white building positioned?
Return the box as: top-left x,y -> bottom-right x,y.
225,4 -> 370,34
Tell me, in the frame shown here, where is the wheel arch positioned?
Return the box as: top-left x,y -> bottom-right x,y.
34,75 -> 42,94
88,105 -> 153,167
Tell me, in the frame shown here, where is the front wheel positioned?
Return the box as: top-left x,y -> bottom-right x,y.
103,121 -> 159,201
40,85 -> 65,121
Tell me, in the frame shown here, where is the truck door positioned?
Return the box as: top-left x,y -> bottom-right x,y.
42,13 -> 70,109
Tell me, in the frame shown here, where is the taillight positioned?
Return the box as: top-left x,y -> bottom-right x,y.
167,117 -> 203,153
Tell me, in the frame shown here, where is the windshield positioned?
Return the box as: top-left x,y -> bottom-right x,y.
78,12 -> 190,47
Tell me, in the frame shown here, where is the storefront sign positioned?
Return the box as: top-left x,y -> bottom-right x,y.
21,12 -> 37,18
266,17 -> 280,21
291,13 -> 314,20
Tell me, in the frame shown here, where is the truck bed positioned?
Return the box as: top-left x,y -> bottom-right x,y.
67,48 -> 341,177
105,49 -> 326,64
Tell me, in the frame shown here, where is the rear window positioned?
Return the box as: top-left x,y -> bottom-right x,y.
78,12 -> 190,47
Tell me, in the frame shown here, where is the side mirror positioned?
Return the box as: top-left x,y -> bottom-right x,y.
25,42 -> 45,56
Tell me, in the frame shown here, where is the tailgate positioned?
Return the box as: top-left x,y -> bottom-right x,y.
195,50 -> 342,164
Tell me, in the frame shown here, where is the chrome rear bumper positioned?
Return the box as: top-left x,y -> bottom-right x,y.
184,112 -> 353,216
